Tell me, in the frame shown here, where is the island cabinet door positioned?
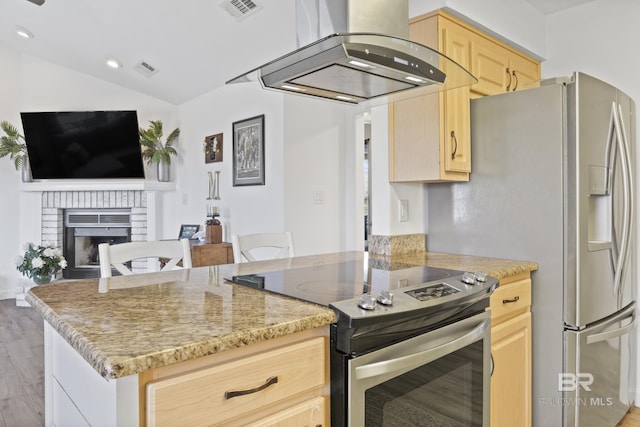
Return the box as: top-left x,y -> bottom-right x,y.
146,337 -> 325,426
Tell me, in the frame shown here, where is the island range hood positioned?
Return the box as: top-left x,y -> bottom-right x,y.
226,0 -> 477,104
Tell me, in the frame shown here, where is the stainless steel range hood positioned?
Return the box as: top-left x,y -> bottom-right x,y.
226,0 -> 477,105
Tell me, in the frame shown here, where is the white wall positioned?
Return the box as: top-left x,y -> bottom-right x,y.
0,44 -> 24,300
0,45 -> 177,299
176,83 -> 286,245
409,0 -> 547,58
543,0 -> 640,104
283,95 -> 356,255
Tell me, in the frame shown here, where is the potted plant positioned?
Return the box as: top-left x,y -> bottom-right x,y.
16,242 -> 67,284
0,120 -> 30,182
139,120 -> 180,182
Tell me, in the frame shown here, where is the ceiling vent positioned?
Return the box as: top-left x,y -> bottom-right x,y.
220,0 -> 262,21
134,60 -> 159,78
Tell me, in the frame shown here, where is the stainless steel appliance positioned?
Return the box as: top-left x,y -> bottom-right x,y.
226,0 -> 477,104
228,257 -> 498,426
427,72 -> 637,427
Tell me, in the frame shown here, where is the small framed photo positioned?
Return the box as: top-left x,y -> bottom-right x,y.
204,133 -> 223,164
178,224 -> 200,240
232,114 -> 265,186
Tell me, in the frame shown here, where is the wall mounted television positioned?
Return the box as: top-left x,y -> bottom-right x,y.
20,110 -> 146,179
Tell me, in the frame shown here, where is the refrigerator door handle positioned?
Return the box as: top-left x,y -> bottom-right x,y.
586,310 -> 636,345
612,102 -> 633,298
609,102 -> 632,298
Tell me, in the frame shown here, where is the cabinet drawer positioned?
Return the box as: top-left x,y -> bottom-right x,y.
192,244 -> 232,266
490,279 -> 531,323
146,337 -> 326,426
246,397 -> 325,427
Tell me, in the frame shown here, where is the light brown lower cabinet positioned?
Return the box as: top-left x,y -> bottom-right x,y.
141,327 -> 329,426
489,273 -> 532,427
245,397 -> 325,427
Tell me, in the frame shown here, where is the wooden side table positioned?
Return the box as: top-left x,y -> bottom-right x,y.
189,241 -> 234,267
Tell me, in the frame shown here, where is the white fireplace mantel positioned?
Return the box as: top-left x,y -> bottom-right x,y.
19,180 -> 176,192
18,182 -> 176,261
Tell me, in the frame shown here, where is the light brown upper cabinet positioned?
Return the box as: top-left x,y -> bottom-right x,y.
471,34 -> 541,96
389,10 -> 541,183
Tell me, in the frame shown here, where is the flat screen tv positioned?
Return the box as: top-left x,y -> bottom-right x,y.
20,110 -> 145,179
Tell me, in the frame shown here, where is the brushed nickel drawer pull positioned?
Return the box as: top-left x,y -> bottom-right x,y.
502,296 -> 520,304
224,376 -> 278,399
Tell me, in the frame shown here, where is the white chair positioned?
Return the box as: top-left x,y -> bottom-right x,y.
98,239 -> 193,278
232,232 -> 295,263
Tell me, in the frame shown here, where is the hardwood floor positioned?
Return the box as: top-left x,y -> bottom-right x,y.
618,405 -> 640,427
1,298 -> 639,427
0,299 -> 44,427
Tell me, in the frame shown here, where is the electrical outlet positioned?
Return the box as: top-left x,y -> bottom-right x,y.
399,199 -> 409,222
313,191 -> 325,204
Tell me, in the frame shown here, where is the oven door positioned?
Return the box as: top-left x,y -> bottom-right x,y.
348,311 -> 491,426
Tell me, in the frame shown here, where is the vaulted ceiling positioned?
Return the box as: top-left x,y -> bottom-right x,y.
0,0 -> 597,105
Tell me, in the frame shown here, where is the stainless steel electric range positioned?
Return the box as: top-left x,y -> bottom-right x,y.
228,258 -> 498,426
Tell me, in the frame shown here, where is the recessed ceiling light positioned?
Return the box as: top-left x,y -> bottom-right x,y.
16,26 -> 34,39
336,95 -> 354,101
106,58 -> 122,69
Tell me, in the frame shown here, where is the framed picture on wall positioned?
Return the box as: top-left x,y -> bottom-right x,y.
204,133 -> 223,163
232,114 -> 265,186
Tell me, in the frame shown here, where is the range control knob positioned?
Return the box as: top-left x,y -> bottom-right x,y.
377,290 -> 394,306
474,272 -> 488,283
358,294 -> 377,310
461,272 -> 477,285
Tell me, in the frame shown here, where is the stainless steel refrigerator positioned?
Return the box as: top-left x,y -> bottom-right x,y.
427,72 -> 636,427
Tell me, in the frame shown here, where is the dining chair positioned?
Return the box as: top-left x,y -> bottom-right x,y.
231,232 -> 295,263
98,238 -> 193,278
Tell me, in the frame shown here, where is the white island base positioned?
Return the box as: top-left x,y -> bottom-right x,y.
43,323 -> 329,426
44,323 -> 139,426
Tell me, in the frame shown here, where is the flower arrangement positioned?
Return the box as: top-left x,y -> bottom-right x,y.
16,242 -> 67,284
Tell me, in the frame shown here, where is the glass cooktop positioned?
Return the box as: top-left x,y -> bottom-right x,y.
226,260 -> 463,307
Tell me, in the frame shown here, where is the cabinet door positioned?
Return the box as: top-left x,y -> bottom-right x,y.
491,311 -> 532,427
246,397 -> 325,427
440,19 -> 471,174
146,338 -> 326,426
471,36 -> 540,95
509,54 -> 540,92
471,36 -> 511,96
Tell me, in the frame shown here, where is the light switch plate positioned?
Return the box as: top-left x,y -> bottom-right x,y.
399,199 -> 409,222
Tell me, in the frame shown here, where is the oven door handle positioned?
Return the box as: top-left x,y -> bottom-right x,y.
354,317 -> 490,380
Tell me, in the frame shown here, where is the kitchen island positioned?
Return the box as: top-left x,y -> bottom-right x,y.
27,250 -> 537,426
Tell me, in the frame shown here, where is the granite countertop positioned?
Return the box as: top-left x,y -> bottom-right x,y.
26,251 -> 537,380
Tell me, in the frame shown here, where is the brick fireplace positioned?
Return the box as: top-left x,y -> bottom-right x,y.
18,181 -> 173,282
41,190 -> 148,249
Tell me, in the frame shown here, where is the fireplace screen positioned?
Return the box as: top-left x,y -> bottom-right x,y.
63,209 -> 132,279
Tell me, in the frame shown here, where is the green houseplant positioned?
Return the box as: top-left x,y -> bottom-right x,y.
139,120 -> 180,182
0,121 -> 30,181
